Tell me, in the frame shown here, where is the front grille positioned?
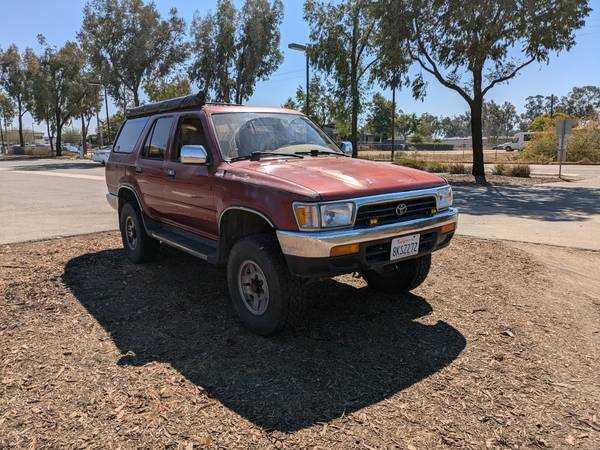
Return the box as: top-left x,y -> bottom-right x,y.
364,232 -> 437,264
354,196 -> 436,228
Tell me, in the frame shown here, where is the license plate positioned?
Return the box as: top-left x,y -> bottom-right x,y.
390,234 -> 420,261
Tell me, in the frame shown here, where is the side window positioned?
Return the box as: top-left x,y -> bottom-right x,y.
141,117 -> 174,160
173,116 -> 207,161
113,117 -> 148,153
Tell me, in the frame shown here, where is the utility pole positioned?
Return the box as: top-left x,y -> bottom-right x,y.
96,107 -> 103,147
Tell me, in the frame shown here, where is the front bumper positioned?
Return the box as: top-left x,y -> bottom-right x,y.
277,207 -> 458,277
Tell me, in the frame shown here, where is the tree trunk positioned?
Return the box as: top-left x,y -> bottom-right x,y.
17,99 -> 24,147
55,112 -> 63,157
350,10 -> 359,158
81,114 -> 87,156
0,118 -> 5,153
45,118 -> 54,154
133,89 -> 140,107
470,97 -> 486,184
391,86 -> 396,162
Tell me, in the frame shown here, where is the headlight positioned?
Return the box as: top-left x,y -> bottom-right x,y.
293,202 -> 355,230
320,202 -> 354,228
436,185 -> 453,210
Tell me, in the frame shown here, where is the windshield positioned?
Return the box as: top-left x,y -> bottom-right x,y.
211,112 -> 341,160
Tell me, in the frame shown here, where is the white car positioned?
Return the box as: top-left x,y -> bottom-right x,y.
62,143 -> 82,155
492,142 -> 517,151
91,147 -> 111,165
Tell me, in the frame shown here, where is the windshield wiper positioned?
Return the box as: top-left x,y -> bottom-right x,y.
296,149 -> 347,157
230,151 -> 304,162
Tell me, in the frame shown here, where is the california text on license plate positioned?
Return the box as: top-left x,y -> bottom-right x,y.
390,234 -> 420,261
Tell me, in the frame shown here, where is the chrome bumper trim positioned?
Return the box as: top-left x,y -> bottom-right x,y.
276,207 -> 458,258
106,192 -> 118,210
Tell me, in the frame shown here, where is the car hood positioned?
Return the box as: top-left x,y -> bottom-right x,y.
228,156 -> 446,201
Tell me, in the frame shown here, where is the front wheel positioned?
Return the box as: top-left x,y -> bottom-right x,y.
227,234 -> 303,335
119,202 -> 157,263
362,254 -> 432,294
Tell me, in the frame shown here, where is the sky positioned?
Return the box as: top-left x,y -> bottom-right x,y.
1,0 -> 599,134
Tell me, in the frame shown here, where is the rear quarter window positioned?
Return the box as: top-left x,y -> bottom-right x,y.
113,117 -> 149,153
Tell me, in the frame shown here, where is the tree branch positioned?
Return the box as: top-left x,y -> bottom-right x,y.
482,57 -> 535,97
358,57 -> 378,80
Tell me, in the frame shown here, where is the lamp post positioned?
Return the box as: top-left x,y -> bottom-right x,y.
288,43 -> 310,116
88,82 -> 111,144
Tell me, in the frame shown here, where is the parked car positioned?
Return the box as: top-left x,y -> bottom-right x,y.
62,143 -> 82,155
105,95 -> 458,335
492,142 -> 516,151
91,147 -> 111,165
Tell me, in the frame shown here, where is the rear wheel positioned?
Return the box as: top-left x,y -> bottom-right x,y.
227,234 -> 303,335
362,254 -> 432,294
119,202 -> 157,263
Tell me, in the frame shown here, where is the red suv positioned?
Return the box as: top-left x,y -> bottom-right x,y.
105,95 -> 458,335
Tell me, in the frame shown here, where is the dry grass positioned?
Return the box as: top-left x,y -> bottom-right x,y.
1,233 -> 599,448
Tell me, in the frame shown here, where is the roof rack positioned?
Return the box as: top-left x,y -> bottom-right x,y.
125,94 -> 245,119
125,93 -> 205,119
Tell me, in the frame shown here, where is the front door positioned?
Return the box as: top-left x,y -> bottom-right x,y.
135,115 -> 175,218
162,113 -> 217,239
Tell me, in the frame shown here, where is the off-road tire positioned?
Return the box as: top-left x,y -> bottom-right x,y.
227,233 -> 304,335
362,254 -> 432,294
119,202 -> 158,263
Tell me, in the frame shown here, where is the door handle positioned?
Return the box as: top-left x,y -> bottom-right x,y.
166,169 -> 176,177
135,166 -> 143,173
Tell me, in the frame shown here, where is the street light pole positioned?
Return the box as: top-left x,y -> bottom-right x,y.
288,43 -> 310,116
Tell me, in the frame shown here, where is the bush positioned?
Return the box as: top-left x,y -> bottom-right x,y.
522,131 -> 556,162
447,163 -> 469,174
493,163 -> 507,175
566,124 -> 600,163
507,164 -> 530,178
425,161 -> 447,173
410,142 -> 455,151
395,158 -> 427,171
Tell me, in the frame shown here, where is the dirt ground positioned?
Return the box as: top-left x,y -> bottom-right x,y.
445,174 -> 560,187
1,233 -> 599,449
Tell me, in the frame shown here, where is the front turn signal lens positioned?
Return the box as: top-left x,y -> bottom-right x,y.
440,222 -> 456,234
293,203 -> 320,230
330,243 -> 359,257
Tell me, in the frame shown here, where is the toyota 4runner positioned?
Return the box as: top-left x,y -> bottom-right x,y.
105,94 -> 458,335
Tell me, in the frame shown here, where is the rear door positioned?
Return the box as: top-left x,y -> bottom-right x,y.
162,113 -> 218,238
135,115 -> 176,218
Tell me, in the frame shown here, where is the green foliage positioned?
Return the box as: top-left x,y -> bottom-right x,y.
190,0 -> 284,104
366,93 -> 393,140
283,75 -> 341,128
394,157 -> 427,171
373,0 -> 591,182
558,86 -> 600,118
62,127 -> 82,144
305,0 -> 378,156
493,163 -> 507,175
564,122 -> 600,163
528,113 -> 574,132
425,161 -> 446,173
439,113 -> 470,138
100,112 -> 125,143
80,0 -> 188,107
507,164 -> 531,178
447,163 -> 469,175
0,92 -> 15,124
143,76 -> 191,102
410,143 -> 454,151
483,100 -> 517,143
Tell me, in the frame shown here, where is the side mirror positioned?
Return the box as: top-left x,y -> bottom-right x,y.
340,141 -> 353,155
181,145 -> 208,164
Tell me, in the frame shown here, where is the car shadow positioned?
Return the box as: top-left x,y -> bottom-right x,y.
62,248 -> 466,432
12,162 -> 101,171
453,183 -> 600,222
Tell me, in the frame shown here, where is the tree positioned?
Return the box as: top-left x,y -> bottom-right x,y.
558,85 -> 600,118
439,113 -> 471,138
0,92 -> 15,151
395,112 -> 419,142
189,0 -> 284,104
0,45 -> 33,147
283,75 -> 339,127
33,37 -> 95,156
80,0 -> 188,107
374,0 -> 591,183
366,93 -> 394,140
143,76 -> 191,102
100,112 -> 125,142
305,0 -> 378,157
416,113 -> 440,140
26,48 -> 56,152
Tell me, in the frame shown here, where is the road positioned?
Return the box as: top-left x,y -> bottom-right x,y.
0,158 -> 117,244
1,157 -> 599,249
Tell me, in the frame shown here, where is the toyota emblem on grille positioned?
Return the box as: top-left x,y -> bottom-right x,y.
395,203 -> 408,216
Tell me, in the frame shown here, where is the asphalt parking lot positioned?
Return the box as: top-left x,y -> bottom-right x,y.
2,157 -> 599,249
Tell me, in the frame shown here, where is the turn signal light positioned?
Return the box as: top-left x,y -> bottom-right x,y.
440,223 -> 456,234
330,243 -> 359,257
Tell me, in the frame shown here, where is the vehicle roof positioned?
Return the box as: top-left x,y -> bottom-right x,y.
125,92 -> 302,119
